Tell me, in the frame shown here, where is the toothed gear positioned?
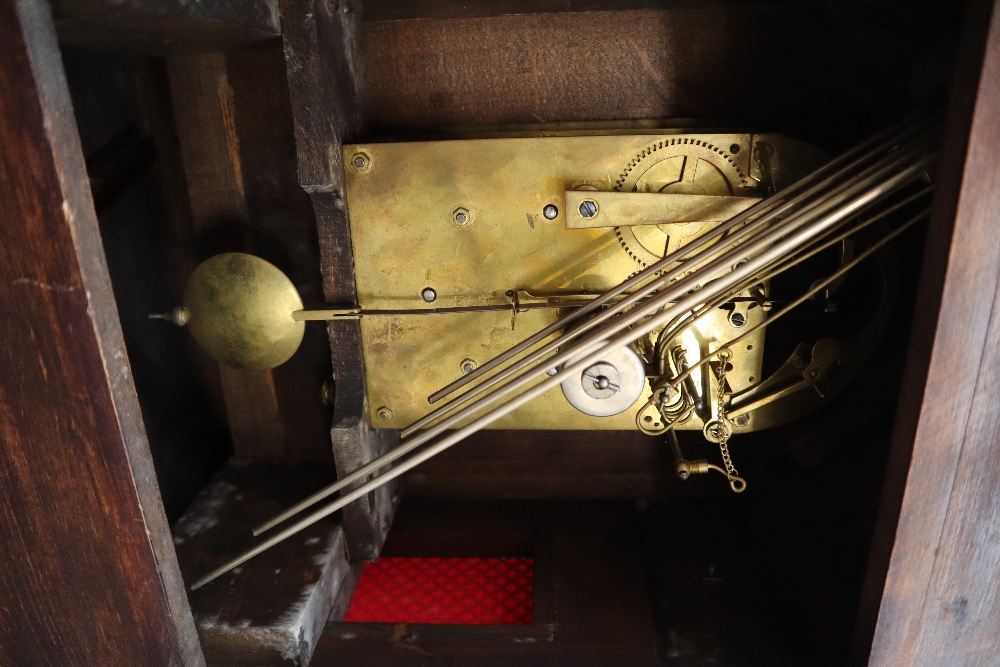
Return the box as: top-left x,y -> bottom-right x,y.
615,138 -> 748,270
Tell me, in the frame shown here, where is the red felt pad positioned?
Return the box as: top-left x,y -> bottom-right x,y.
344,557 -> 533,625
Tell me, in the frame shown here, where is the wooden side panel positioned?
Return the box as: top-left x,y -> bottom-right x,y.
359,6 -> 939,140
0,1 -> 202,665
280,0 -> 400,561
866,2 -> 1000,665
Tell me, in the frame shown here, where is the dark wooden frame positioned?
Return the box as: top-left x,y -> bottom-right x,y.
3,0 -> 1000,664
0,0 -> 202,664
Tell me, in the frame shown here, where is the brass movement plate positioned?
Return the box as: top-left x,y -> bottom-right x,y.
343,133 -> 821,430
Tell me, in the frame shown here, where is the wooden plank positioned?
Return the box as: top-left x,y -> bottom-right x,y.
279,0 -> 400,560
0,0 -> 203,664
278,0 -> 365,422
166,48 -> 335,461
224,45 -> 340,462
360,6 -> 946,142
331,417 -> 401,561
402,430 -> 677,499
862,1 -> 1000,665
167,52 -> 287,459
174,459 -> 358,666
52,0 -> 280,55
363,0 -> 694,21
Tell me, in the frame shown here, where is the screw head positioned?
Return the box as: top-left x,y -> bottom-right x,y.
729,311 -> 747,328
320,379 -> 335,406
352,153 -> 370,170
461,358 -> 477,374
452,207 -> 471,225
542,204 -> 559,220
377,407 -> 392,421
421,287 -> 437,302
734,414 -> 749,426
578,199 -> 599,219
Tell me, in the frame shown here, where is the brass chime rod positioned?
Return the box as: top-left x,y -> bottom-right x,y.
195,150 -> 935,590
250,135 -> 924,539
405,129 -> 939,435
191,127 -> 939,589
653,183 -> 935,369
425,111 -> 939,405
248,122 -> 937,540
291,301 -> 581,320
665,206 -> 930,392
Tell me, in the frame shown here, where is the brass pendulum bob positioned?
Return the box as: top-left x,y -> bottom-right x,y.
182,253 -> 305,372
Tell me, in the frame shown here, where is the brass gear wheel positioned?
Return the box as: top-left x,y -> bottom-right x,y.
615,138 -> 749,269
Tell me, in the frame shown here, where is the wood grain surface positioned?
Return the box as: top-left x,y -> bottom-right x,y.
167,52 -> 287,459
863,1 -> 1000,665
174,459 -> 357,666
167,47 -> 336,461
279,0 -> 400,562
359,5 -> 947,144
0,0 -> 202,664
52,0 -> 280,55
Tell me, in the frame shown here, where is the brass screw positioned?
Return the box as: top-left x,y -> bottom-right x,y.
452,207 -> 471,225
352,153 -> 370,171
377,407 -> 392,421
320,380 -> 335,406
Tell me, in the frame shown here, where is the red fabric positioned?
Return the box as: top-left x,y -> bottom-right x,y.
344,557 -> 533,625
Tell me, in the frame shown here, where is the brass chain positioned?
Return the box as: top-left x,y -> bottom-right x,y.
715,350 -> 737,477
703,348 -> 746,493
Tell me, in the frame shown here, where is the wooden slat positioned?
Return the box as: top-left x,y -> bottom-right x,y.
166,52 -> 287,459
173,459 -> 357,667
279,0 -> 400,560
359,6 -> 914,140
52,0 -> 280,55
402,431 -> 675,499
863,1 -> 1000,665
362,0 -> 694,21
0,0 -> 202,664
165,47 -> 336,461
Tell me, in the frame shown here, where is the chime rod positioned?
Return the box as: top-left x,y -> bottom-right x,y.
652,185 -> 935,369
195,150 -> 934,590
391,149 -> 936,449
251,133 -> 936,538
291,301 -> 582,320
248,143 -> 934,552
424,112 -> 937,405
666,207 -> 931,391
405,129 -> 939,434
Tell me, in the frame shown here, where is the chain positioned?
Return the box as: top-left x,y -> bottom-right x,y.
703,348 -> 746,493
